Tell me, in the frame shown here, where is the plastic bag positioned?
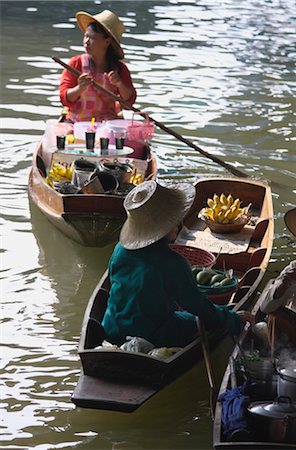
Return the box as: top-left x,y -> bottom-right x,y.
148,347 -> 182,360
120,336 -> 154,353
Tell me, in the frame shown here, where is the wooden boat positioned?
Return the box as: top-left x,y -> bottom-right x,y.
71,177 -> 274,412
213,278 -> 296,449
28,136 -> 157,247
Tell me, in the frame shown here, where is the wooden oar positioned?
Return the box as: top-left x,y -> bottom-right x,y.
196,317 -> 217,419
52,56 -> 249,178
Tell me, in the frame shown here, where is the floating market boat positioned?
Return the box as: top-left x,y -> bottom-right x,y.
71,178 -> 273,412
28,120 -> 157,247
213,273 -> 296,449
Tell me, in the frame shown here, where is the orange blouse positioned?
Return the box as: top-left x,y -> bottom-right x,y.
60,54 -> 137,122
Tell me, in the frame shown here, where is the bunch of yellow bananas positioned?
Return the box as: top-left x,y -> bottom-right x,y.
202,193 -> 250,224
129,173 -> 143,185
46,162 -> 74,187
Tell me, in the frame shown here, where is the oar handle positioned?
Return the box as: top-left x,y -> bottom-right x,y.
52,55 -> 249,178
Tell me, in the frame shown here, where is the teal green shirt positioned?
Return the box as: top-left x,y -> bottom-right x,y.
102,241 -> 242,346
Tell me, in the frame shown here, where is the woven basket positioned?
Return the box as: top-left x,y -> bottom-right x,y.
170,244 -> 215,268
127,113 -> 154,142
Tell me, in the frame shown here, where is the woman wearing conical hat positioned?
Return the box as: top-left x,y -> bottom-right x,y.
259,207 -> 296,345
102,181 -> 255,348
60,10 -> 136,123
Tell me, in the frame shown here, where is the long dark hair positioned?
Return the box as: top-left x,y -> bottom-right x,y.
88,22 -> 121,72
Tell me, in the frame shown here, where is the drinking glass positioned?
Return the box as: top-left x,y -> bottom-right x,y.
56,135 -> 66,150
85,131 -> 96,151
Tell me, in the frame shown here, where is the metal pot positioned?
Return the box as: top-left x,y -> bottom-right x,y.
88,170 -> 119,194
277,367 -> 296,402
251,374 -> 278,400
99,161 -> 133,185
72,159 -> 98,188
246,357 -> 278,399
247,396 -> 296,443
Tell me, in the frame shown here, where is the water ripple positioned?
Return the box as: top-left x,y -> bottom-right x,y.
1,1 -> 295,449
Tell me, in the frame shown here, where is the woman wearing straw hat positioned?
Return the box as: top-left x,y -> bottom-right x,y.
102,181 -> 254,348
60,10 -> 136,123
260,207 -> 296,314
260,208 -> 296,345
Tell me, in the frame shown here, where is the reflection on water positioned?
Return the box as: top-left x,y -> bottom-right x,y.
1,1 -> 295,449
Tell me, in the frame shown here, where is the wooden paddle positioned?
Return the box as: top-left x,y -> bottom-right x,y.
196,316 -> 217,419
52,56 -> 250,178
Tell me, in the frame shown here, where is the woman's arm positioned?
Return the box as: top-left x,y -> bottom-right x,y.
59,55 -> 85,106
171,255 -> 254,336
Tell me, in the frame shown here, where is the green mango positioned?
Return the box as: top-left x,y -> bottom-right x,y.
191,266 -> 203,277
196,269 -> 215,285
210,274 -> 225,285
219,277 -> 234,286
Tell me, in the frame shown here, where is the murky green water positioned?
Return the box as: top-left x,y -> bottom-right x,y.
1,1 -> 295,449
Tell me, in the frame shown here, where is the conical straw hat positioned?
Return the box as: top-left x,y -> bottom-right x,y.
120,181 -> 196,250
284,207 -> 296,237
76,10 -> 125,59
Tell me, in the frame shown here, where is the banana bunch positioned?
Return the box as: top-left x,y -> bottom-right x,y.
46,162 -> 74,187
129,173 -> 143,185
202,193 -> 250,224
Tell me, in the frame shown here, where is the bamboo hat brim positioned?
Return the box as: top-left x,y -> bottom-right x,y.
284,207 -> 296,237
76,10 -> 125,59
120,181 -> 196,250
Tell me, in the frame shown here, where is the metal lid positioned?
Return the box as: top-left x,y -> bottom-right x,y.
248,396 -> 296,419
279,367 -> 296,383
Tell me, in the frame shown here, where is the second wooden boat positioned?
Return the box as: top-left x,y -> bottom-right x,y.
71,176 -> 274,412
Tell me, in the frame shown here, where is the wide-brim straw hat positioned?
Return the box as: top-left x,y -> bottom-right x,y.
120,181 -> 196,250
260,260 -> 296,313
76,10 -> 125,59
284,207 -> 296,237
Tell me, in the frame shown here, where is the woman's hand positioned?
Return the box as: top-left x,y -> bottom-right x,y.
107,70 -> 133,102
236,310 -> 256,326
107,70 -> 122,88
66,73 -> 93,103
77,73 -> 93,92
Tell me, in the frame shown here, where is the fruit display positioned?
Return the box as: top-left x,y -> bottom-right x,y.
129,173 -> 143,185
201,193 -> 251,225
46,162 -> 74,187
192,267 -> 238,294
